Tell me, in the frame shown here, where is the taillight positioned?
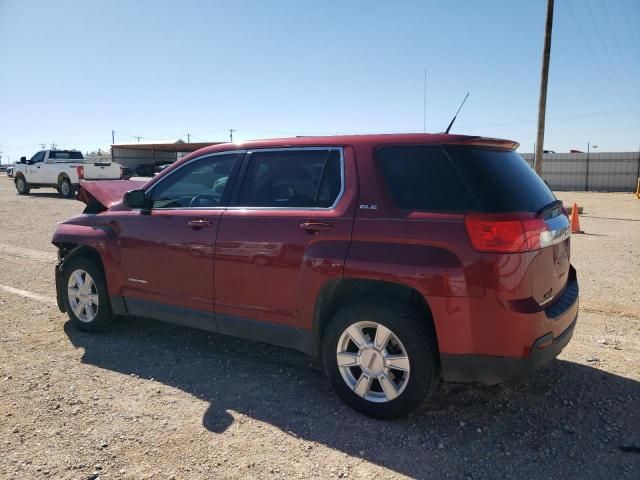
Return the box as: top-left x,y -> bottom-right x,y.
76,165 -> 84,179
464,213 -> 548,253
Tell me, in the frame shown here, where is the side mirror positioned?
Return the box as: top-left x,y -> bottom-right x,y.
20,156 -> 27,163
123,189 -> 150,209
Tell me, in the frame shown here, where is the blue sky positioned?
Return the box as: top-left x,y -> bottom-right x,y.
1,0 -> 639,162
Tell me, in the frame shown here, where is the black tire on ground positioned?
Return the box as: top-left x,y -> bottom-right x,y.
15,175 -> 30,195
59,176 -> 74,198
61,256 -> 114,332
322,298 -> 440,420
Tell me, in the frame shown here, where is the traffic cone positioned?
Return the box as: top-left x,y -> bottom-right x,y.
570,202 -> 583,234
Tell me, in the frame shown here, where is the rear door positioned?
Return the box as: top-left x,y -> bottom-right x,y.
115,151 -> 243,315
214,147 -> 356,330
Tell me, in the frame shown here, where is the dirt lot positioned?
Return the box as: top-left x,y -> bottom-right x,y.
0,178 -> 638,479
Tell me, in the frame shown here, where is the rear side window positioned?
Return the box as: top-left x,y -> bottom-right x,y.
444,146 -> 556,212
238,149 -> 342,208
376,146 -> 478,212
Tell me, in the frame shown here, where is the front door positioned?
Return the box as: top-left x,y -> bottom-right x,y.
214,147 -> 356,329
114,151 -> 243,317
27,151 -> 46,183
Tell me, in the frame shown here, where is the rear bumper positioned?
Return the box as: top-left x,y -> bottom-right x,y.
440,314 -> 576,385
440,267 -> 579,385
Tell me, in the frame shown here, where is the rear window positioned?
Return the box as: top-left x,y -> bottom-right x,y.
376,146 -> 478,212
444,146 -> 556,212
49,151 -> 84,160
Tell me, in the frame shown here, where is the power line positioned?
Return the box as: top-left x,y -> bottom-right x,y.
457,106 -> 640,129
622,0 -> 640,69
598,0 -> 640,102
562,0 -> 640,122
584,0 -> 639,120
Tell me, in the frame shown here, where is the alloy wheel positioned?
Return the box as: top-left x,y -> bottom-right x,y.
67,269 -> 99,322
336,321 -> 410,403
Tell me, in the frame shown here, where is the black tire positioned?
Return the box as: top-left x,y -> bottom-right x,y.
15,175 -> 30,195
322,298 -> 440,420
62,256 -> 114,332
59,176 -> 74,198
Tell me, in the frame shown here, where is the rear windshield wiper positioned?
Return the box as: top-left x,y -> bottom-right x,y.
536,199 -> 563,218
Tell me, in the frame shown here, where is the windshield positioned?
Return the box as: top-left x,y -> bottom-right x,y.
49,150 -> 84,161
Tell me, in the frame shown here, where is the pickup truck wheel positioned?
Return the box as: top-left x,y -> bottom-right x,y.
15,176 -> 30,195
59,177 -> 74,198
62,257 -> 113,332
322,299 -> 439,419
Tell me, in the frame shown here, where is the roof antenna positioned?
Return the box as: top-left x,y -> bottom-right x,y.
444,92 -> 469,134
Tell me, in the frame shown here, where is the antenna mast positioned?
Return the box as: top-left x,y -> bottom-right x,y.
423,69 -> 427,133
444,93 -> 469,134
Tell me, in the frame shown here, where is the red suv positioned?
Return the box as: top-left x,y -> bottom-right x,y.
53,134 -> 578,419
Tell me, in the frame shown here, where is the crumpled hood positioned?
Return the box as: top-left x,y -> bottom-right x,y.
77,180 -> 147,209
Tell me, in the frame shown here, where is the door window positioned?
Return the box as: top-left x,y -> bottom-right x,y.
30,151 -> 45,163
149,153 -> 241,209
238,149 -> 342,208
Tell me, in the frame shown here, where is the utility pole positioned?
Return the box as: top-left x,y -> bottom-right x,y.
111,129 -> 115,145
229,129 -> 235,142
187,133 -> 190,143
534,0 -> 554,176
135,136 -> 141,142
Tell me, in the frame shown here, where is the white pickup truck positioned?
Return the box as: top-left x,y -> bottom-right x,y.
13,150 -> 123,198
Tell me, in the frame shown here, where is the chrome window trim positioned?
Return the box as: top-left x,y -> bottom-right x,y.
227,146 -> 345,211
143,150 -> 246,211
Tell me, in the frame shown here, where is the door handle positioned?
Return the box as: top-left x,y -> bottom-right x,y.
299,222 -> 333,233
187,219 -> 212,229
36,166 -> 40,169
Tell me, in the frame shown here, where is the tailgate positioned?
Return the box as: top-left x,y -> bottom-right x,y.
529,213 -> 571,307
84,163 -> 120,180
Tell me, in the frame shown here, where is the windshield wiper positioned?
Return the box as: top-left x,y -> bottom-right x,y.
536,199 -> 563,218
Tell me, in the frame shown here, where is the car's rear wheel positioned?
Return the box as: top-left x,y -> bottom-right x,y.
15,175 -> 30,195
59,177 -> 73,198
322,299 -> 440,419
62,257 -> 113,332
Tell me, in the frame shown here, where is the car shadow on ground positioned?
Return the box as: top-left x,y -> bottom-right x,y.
64,317 -> 639,478
23,191 -> 72,199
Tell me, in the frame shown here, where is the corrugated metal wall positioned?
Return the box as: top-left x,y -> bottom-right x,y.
521,152 -> 640,192
111,147 -> 177,170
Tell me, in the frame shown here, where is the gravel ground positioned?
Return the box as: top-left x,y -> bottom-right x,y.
0,178 -> 639,479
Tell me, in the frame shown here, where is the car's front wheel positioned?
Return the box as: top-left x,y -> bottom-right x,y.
322,299 -> 440,419
62,256 -> 114,332
15,175 -> 30,195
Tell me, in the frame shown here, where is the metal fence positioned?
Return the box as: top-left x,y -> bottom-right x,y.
520,152 -> 640,192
